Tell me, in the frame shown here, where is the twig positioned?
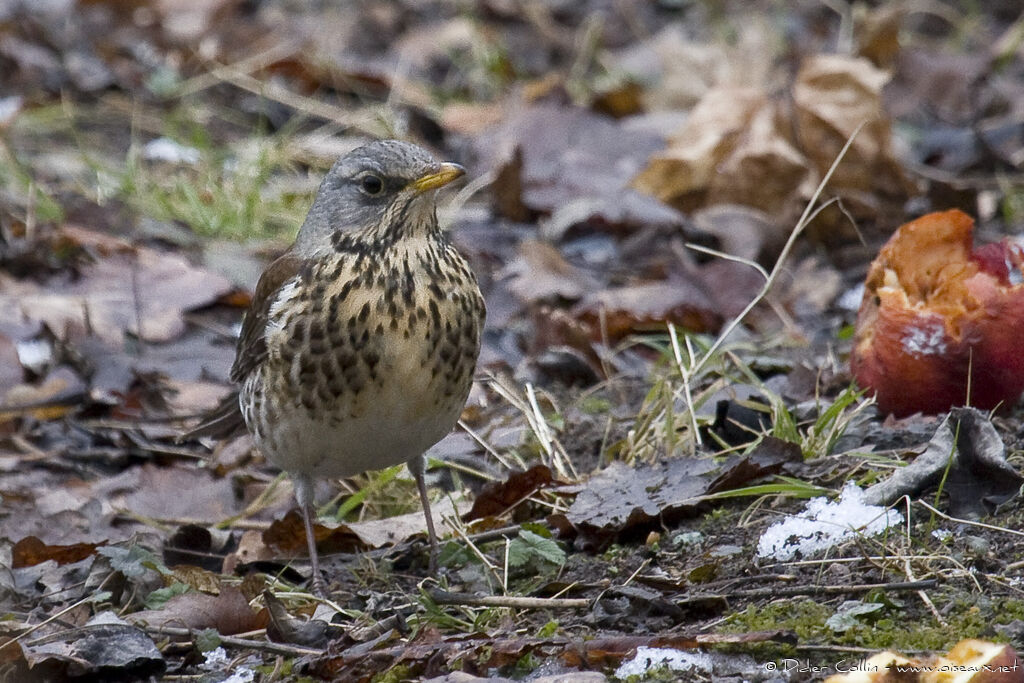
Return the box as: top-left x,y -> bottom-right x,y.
206,67 -> 384,136
113,514 -> 272,531
145,625 -> 321,657
687,120 -> 867,377
916,500 -> 1024,538
428,589 -> 589,610
720,579 -> 937,600
904,557 -> 945,626
176,41 -> 301,97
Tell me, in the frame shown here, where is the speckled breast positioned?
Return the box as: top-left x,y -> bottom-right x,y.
241,239 -> 485,479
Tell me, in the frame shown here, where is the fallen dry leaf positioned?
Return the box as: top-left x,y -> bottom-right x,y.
16,621 -> 165,680
502,240 -> 602,304
463,464 -> 556,522
12,536 -> 102,568
477,104 -> 664,215
630,87 -> 767,211
863,407 -> 1023,519
129,586 -> 267,634
264,496 -> 469,555
573,280 -> 722,342
0,227 -> 232,346
792,54 -> 905,196
566,459 -> 718,542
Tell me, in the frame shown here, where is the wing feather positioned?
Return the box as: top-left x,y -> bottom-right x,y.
230,252 -> 307,383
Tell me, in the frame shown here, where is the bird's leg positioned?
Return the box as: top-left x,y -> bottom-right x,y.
408,456 -> 439,573
294,475 -> 327,598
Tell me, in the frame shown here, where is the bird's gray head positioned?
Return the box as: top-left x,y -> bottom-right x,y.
294,140 -> 464,255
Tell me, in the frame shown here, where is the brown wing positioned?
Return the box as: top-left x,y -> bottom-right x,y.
179,253 -> 306,443
230,252 -> 306,384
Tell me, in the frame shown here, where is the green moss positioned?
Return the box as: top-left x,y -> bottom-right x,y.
372,664 -> 413,683
724,600 -> 833,641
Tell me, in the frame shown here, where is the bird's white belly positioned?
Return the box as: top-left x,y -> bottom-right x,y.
244,340 -> 466,479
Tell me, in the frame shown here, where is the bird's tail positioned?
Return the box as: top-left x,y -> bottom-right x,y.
177,391 -> 246,443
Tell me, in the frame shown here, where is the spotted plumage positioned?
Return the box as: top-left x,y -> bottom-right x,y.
189,140 -> 484,595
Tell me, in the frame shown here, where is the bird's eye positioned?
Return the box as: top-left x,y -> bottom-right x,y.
359,174 -> 384,196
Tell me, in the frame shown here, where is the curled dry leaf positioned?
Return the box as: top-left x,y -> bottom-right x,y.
705,103 -> 809,217
631,87 -> 767,211
862,407 -> 1023,519
633,55 -> 911,228
792,54 -> 906,197
16,622 -> 165,680
823,639 -> 1022,683
264,497 -> 469,555
129,586 -> 268,635
851,210 -> 1024,416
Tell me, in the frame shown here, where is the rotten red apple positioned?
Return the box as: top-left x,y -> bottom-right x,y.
851,209 -> 1024,417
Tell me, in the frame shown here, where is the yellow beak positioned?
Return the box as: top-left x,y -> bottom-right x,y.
409,162 -> 465,193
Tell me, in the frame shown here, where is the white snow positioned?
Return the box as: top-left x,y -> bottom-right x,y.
142,137 -> 201,165
757,481 -> 903,561
613,646 -> 713,679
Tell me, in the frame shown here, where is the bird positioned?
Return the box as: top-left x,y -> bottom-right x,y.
187,140 -> 485,596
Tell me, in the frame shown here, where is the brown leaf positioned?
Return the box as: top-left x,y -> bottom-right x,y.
573,280 -> 722,342
0,226 -> 232,346
12,536 -> 102,568
463,465 -> 555,522
706,103 -> 810,217
502,240 -> 603,304
265,497 -> 470,554
129,586 -> 268,634
793,54 -> 907,196
631,87 -> 767,211
566,459 -> 719,542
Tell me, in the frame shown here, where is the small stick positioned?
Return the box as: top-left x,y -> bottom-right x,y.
145,625 -> 322,657
428,589 -> 589,610
720,578 -> 936,600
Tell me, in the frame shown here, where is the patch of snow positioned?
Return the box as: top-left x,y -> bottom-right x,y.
200,647 -> 230,671
143,137 -> 201,165
221,670 -> 255,683
757,481 -> 903,561
613,646 -> 713,679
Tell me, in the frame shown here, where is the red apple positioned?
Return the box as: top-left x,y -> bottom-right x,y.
851,210 -> 1024,417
